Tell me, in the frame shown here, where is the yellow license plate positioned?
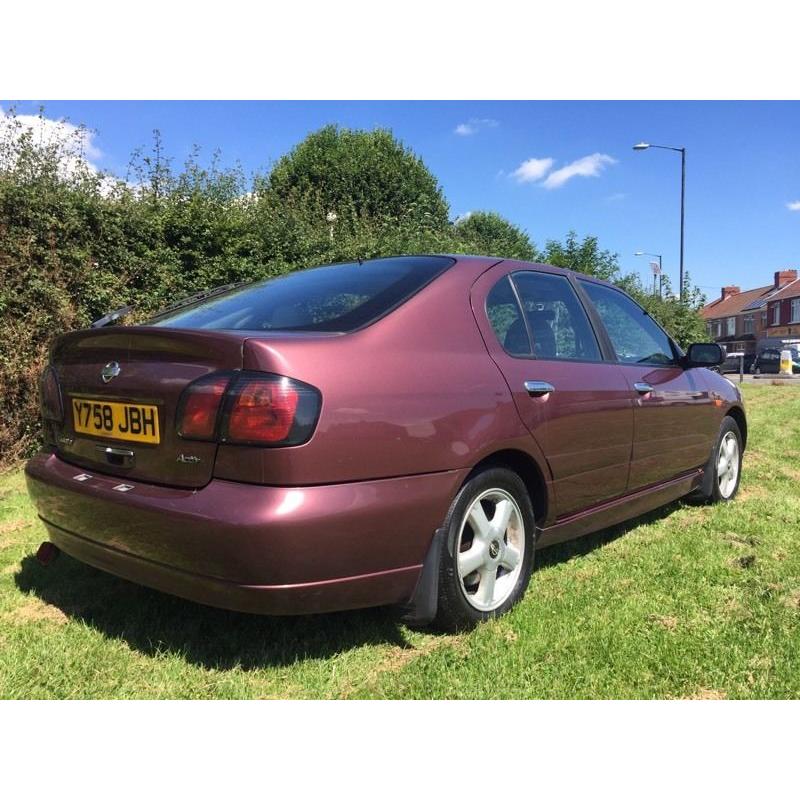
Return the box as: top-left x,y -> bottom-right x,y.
71,398 -> 160,444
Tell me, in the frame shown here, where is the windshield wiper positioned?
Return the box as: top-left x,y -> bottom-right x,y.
91,305 -> 134,328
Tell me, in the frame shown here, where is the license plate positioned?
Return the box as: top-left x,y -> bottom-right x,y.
71,398 -> 160,444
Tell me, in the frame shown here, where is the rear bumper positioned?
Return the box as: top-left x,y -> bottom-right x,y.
25,452 -> 467,615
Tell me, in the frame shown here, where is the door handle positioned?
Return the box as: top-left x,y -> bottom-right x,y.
524,380 -> 555,397
633,382 -> 654,394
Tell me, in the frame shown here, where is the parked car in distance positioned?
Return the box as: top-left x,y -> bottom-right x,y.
752,347 -> 800,374
26,255 -> 747,630
717,352 -> 755,374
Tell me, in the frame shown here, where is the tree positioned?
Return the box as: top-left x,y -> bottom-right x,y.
543,231 -> 620,281
453,211 -> 538,261
264,125 -> 450,232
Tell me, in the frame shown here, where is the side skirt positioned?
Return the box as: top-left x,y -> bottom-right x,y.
536,469 -> 703,549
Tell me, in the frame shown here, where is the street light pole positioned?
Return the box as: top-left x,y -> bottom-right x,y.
633,142 -> 687,302
634,251 -> 663,298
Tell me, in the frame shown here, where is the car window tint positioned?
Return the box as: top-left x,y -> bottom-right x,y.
511,272 -> 601,361
580,280 -> 676,365
150,256 -> 455,332
486,276 -> 531,356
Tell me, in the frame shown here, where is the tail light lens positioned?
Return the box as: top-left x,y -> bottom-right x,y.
40,366 -> 63,422
177,373 -> 232,440
177,371 -> 321,447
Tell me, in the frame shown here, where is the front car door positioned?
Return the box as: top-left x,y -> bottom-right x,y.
472,264 -> 634,519
577,278 -> 718,492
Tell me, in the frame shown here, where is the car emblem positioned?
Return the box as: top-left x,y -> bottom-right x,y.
101,361 -> 121,383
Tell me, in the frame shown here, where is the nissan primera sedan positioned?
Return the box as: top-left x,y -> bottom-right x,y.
26,255 -> 746,630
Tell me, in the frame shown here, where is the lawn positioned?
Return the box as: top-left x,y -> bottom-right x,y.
1,383 -> 799,699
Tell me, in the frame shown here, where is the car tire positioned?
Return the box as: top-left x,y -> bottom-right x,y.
695,416 -> 743,504
432,467 -> 536,632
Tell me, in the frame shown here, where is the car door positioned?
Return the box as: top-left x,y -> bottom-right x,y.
578,279 -> 718,492
472,265 -> 634,519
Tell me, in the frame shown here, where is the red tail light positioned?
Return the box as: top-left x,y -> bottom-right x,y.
177,373 -> 231,440
177,371 -> 320,447
226,378 -> 299,443
40,366 -> 63,422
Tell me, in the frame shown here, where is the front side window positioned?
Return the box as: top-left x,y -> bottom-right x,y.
580,280 -> 676,365
511,272 -> 601,361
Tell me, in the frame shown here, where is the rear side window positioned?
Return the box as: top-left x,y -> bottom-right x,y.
486,276 -> 531,356
512,271 -> 601,361
580,281 -> 675,365
150,256 -> 455,332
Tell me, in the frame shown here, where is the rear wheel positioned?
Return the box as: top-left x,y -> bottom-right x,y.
433,467 -> 535,631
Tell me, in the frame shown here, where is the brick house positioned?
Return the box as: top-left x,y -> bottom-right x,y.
764,275 -> 800,339
701,270 -> 797,354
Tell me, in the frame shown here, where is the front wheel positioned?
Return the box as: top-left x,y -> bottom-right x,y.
433,467 -> 535,631
696,417 -> 743,503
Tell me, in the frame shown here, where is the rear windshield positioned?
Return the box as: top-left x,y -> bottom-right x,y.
149,256 -> 455,333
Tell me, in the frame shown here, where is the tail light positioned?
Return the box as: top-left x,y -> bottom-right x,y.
40,366 -> 63,422
176,373 -> 232,440
177,371 -> 321,447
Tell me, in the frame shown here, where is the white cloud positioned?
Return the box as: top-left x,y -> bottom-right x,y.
787,200 -> 800,211
541,153 -> 616,189
454,211 -> 474,224
511,157 -> 555,183
0,107 -> 116,191
454,118 -> 499,136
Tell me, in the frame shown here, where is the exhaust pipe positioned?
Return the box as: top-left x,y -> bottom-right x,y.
36,541 -> 60,566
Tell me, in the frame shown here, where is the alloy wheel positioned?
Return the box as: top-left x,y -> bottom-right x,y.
717,431 -> 740,499
456,489 -> 525,612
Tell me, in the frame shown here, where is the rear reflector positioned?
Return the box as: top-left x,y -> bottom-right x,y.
177,373 -> 231,440
177,371 -> 321,447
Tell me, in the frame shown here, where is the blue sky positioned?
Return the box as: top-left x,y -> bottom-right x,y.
5,100 -> 800,296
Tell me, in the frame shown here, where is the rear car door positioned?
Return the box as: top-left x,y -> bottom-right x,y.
472,265 -> 634,519
578,279 -> 717,492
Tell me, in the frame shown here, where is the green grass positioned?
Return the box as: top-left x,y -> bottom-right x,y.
1,383 -> 799,699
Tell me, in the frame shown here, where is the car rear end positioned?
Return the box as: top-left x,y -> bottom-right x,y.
26,255 -> 477,614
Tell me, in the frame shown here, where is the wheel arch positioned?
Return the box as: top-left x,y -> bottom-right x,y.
464,448 -> 549,525
726,405 -> 747,450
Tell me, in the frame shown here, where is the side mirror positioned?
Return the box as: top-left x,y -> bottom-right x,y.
684,342 -> 725,368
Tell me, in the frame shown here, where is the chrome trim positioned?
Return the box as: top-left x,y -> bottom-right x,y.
96,445 -> 135,468
101,361 -> 121,384
633,382 -> 654,394
524,380 -> 555,397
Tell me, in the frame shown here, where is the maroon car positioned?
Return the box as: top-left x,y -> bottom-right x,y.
26,255 -> 745,630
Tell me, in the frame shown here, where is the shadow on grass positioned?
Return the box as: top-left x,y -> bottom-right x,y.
13,499 -> 689,670
534,500 -> 685,571
14,554 -> 409,672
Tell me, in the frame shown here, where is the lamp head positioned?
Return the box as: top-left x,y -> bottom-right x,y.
633,142 -> 650,151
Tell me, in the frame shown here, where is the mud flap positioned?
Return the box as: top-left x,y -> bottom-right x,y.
399,527 -> 447,627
